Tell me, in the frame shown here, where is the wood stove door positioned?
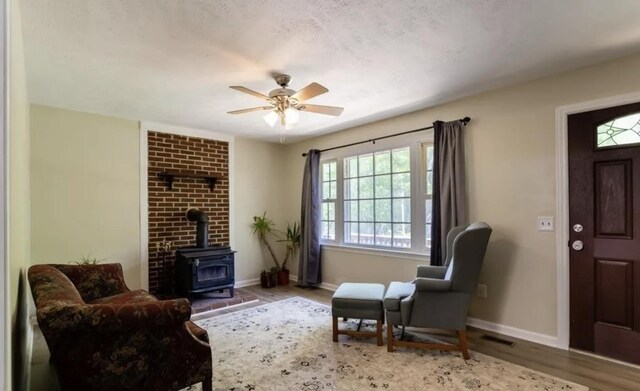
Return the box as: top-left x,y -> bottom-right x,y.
192,256 -> 234,290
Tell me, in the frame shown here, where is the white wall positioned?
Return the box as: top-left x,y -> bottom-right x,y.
8,0 -> 31,388
233,138 -> 289,280
30,105 -> 141,288
284,53 -> 640,339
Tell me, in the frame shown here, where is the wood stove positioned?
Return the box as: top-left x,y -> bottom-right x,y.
174,208 -> 236,299
175,246 -> 235,299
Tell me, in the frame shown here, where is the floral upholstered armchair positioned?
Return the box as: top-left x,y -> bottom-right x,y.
28,263 -> 213,391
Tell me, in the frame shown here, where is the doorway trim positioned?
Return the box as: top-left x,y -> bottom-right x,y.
555,91 -> 640,350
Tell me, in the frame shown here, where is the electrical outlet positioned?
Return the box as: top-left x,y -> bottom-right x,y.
477,284 -> 487,299
537,216 -> 554,231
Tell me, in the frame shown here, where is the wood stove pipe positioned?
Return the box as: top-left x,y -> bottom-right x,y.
186,208 -> 209,248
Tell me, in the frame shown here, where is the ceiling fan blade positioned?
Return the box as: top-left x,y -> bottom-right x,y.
301,104 -> 344,116
291,82 -> 328,102
227,106 -> 273,114
229,86 -> 269,100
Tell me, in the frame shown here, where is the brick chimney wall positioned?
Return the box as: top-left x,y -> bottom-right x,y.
147,131 -> 229,292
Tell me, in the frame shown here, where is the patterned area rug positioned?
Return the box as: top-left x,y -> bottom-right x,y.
190,297 -> 586,391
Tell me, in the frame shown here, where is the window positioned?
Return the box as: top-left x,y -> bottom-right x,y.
321,161 -> 337,241
344,148 -> 411,248
319,135 -> 434,254
597,113 -> 640,148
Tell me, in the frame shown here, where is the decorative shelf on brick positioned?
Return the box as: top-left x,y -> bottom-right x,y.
157,170 -> 218,191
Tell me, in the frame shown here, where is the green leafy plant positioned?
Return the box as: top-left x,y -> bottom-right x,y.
251,213 -> 301,272
278,222 -> 300,271
251,212 -> 281,270
74,253 -> 104,265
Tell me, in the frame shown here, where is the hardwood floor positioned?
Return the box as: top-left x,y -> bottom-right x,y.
30,284 -> 640,390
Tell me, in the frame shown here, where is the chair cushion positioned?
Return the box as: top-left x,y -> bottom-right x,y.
383,281 -> 416,311
89,289 -> 157,305
332,283 -> 385,319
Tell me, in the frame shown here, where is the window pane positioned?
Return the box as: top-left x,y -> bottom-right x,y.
375,223 -> 392,246
344,178 -> 358,199
374,151 -> 391,174
375,199 -> 391,222
426,146 -> 434,170
322,163 -> 330,181
392,173 -> 411,197
345,222 -> 358,244
360,223 -> 374,245
328,202 -> 335,221
322,202 -> 328,220
359,200 -> 374,222
329,181 -> 337,199
321,221 -> 329,239
345,200 -> 358,221
426,171 -> 433,196
359,176 -> 373,199
392,198 -> 411,222
329,161 -> 337,180
375,174 -> 391,198
393,223 -> 411,248
323,182 -> 330,199
392,147 -> 410,173
328,222 -> 335,240
425,199 -> 432,248
345,157 -> 358,178
359,154 -> 374,176
597,113 -> 640,148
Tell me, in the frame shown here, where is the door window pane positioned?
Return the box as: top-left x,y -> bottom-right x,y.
597,113 -> 640,148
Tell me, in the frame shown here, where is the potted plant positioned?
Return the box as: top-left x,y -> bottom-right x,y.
277,222 -> 300,285
251,213 -> 301,287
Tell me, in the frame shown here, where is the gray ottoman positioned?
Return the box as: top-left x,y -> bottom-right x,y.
331,283 -> 385,346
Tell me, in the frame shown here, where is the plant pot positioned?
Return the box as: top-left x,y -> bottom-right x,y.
260,271 -> 275,288
277,269 -> 290,285
268,272 -> 278,287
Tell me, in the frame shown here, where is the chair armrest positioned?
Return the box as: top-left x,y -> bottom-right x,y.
414,277 -> 451,292
37,298 -> 192,334
416,265 -> 448,279
53,263 -> 130,302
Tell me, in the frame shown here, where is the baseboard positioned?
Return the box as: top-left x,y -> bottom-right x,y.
288,275 -> 338,291
466,317 -> 558,348
234,278 -> 260,288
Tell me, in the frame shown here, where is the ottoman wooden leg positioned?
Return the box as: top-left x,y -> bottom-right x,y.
376,318 -> 383,346
387,321 -> 394,352
332,316 -> 338,342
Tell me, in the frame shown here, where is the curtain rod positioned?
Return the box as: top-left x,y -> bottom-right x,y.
301,117 -> 471,157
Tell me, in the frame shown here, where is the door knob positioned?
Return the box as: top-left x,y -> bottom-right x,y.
571,240 -> 584,251
573,224 -> 583,233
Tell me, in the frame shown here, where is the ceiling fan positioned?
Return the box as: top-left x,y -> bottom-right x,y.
228,74 -> 344,130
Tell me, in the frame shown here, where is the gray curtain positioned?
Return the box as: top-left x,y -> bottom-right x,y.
298,149 -> 322,286
430,120 -> 467,266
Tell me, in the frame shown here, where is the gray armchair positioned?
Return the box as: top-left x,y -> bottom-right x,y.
383,222 -> 492,359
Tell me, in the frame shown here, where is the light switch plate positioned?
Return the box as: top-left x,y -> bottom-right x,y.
537,216 -> 554,231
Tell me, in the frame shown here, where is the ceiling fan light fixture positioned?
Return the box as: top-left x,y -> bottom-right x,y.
263,110 -> 278,127
284,107 -> 300,125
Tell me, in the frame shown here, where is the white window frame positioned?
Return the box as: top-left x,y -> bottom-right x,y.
319,131 -> 433,257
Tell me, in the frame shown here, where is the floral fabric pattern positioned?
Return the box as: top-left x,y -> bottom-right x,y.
29,264 -> 213,391
189,297 -> 586,391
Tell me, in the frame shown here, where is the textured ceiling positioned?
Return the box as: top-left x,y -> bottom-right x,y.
21,0 -> 640,142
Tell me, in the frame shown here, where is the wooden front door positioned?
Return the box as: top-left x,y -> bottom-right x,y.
569,102 -> 640,364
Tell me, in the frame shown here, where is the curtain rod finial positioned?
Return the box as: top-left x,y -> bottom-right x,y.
462,117 -> 471,124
